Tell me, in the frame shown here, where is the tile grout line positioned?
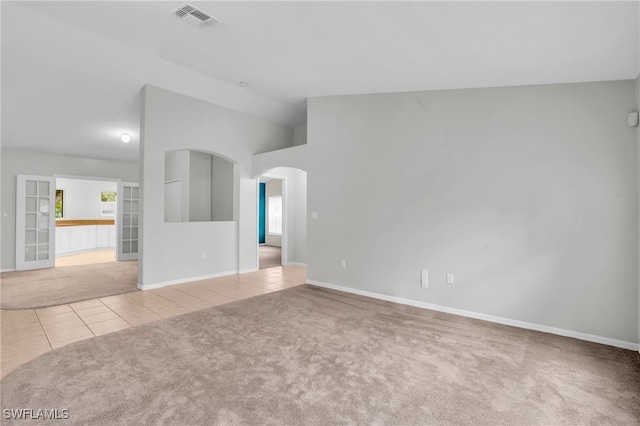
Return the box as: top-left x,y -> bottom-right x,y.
122,293 -> 171,314
71,307 -> 98,339
148,289 -> 209,312
97,296 -> 144,328
33,309 -> 55,352
74,302 -> 136,335
101,303 -> 135,329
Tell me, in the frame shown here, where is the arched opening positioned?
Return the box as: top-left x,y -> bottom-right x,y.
164,149 -> 236,223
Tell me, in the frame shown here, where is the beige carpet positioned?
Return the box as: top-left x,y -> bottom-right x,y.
1,285 -> 638,425
1,261 -> 138,309
259,244 -> 281,269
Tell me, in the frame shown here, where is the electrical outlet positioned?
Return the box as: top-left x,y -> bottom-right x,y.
421,269 -> 429,288
446,273 -> 454,284
340,259 -> 347,268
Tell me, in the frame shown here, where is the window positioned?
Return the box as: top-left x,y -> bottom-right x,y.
101,191 -> 116,216
268,195 -> 282,235
55,189 -> 64,218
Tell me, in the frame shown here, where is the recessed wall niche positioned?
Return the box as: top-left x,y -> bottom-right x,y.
164,150 -> 234,222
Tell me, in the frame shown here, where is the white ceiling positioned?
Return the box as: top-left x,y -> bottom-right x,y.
2,1 -> 639,163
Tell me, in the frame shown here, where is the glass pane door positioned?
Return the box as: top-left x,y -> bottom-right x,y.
117,182 -> 139,261
16,175 -> 55,271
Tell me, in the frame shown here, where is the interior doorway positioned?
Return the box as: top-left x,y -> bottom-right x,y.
256,167 -> 307,270
54,177 -> 118,268
258,177 -> 283,269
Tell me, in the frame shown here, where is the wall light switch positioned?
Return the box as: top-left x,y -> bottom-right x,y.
446,273 -> 454,284
311,212 -> 318,220
340,259 -> 347,268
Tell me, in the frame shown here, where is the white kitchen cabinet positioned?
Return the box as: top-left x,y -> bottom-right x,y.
55,225 -> 115,256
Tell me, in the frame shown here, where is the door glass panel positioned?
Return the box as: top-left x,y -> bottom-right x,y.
123,200 -> 132,213
131,227 -> 138,239
37,245 -> 49,260
132,187 -> 139,199
26,213 -> 37,228
38,181 -> 50,195
131,240 -> 138,253
26,197 -> 37,212
25,230 -> 36,245
37,215 -> 49,230
25,246 -> 36,261
39,198 -> 50,213
124,186 -> 132,200
123,227 -> 131,240
38,230 -> 49,243
26,180 -> 37,196
123,241 -> 131,254
131,214 -> 138,226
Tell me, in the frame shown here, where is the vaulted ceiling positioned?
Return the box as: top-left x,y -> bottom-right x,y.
2,1 -> 638,162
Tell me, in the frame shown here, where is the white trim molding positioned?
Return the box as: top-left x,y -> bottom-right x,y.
138,270 -> 238,290
306,279 -> 640,352
286,262 -> 307,267
1,268 -> 16,273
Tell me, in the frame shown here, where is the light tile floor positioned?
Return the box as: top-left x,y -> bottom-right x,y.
55,249 -> 116,267
1,266 -> 306,379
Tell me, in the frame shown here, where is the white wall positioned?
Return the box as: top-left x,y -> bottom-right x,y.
307,80 -> 639,346
252,145 -> 307,178
211,154 -> 234,222
139,85 -> 293,287
55,178 -> 117,220
293,169 -> 307,264
189,151 -> 212,222
293,123 -> 307,146
265,179 -> 283,247
165,150 -> 190,221
1,149 -> 138,270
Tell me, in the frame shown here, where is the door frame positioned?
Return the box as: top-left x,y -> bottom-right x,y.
53,174 -> 122,260
256,175 -> 288,268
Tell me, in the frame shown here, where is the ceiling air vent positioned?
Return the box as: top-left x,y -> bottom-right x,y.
172,3 -> 220,27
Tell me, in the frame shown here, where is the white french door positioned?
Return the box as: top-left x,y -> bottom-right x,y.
117,182 -> 140,261
15,175 -> 56,271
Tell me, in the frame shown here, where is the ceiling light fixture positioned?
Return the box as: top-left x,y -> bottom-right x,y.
121,133 -> 131,143
239,82 -> 249,87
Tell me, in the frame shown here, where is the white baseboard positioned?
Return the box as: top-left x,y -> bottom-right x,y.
306,279 -> 640,352
286,262 -> 307,267
238,268 -> 259,274
139,270 -> 238,290
1,268 -> 16,273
